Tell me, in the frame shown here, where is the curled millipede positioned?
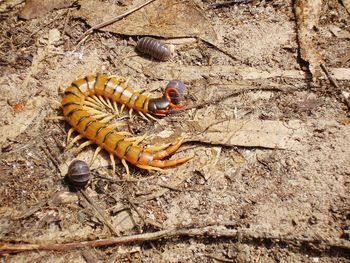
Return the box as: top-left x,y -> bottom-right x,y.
165,80 -> 186,105
136,37 -> 171,61
67,159 -> 91,188
60,74 -> 192,176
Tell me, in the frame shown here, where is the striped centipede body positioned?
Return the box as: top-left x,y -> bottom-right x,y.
60,74 -> 192,176
136,37 -> 171,61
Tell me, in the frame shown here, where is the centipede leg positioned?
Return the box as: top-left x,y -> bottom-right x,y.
48,116 -> 65,121
86,97 -> 103,107
107,121 -> 128,130
120,104 -> 125,114
129,108 -> 133,119
83,106 -> 105,115
67,134 -> 83,149
121,159 -> 130,176
109,153 -> 116,175
84,100 -> 102,109
90,146 -> 102,166
150,137 -> 185,160
66,128 -> 75,146
98,95 -> 113,110
92,113 -> 110,120
146,113 -> 158,122
73,140 -> 93,154
91,95 -> 104,106
124,133 -> 148,146
100,114 -> 117,124
138,111 -> 150,122
144,143 -> 171,153
105,98 -> 114,111
112,101 -> 119,116
136,164 -> 163,171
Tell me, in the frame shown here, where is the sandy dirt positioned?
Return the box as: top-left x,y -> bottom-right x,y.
0,0 -> 349,262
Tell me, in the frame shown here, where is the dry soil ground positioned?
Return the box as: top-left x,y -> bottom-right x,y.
0,0 -> 349,262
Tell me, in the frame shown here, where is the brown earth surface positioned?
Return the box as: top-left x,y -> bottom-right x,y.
0,0 -> 349,262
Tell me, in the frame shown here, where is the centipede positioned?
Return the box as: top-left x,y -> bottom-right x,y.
58,74 -> 192,176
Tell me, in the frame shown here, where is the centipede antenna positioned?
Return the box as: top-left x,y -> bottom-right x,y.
47,116 -> 66,121
121,159 -> 130,176
112,100 -> 119,116
66,128 -> 75,145
109,153 -> 116,175
138,111 -> 150,122
73,140 -> 93,154
67,135 -> 83,149
90,146 -> 102,167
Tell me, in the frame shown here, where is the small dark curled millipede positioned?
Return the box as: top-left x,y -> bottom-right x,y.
67,159 -> 91,188
136,37 -> 172,61
56,74 -> 192,176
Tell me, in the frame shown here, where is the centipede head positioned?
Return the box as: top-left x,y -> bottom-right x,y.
148,81 -> 186,116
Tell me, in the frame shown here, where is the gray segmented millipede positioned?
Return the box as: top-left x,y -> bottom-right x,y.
136,37 -> 171,61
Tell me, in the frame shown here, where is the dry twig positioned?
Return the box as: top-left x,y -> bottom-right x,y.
177,86 -> 293,113
79,189 -> 120,236
76,0 -> 156,44
320,63 -> 350,111
1,226 -> 349,255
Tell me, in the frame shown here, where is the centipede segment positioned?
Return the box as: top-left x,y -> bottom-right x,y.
60,74 -> 192,176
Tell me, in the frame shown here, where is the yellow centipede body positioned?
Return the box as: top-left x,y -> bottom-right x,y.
61,74 -> 192,175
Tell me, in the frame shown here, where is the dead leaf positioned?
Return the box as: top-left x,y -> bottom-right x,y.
183,119 -> 306,150
74,0 -> 218,42
294,0 -> 323,78
19,0 -> 74,20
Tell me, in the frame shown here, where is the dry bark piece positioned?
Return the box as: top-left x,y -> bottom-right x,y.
184,119 -> 306,150
126,56 -> 350,81
342,0 -> 350,13
294,0 -> 323,78
19,0 -> 74,19
329,25 -> 350,39
74,0 -> 218,42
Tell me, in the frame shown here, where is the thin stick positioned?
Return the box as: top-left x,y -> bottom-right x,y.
76,0 -> 156,44
175,86 -> 292,114
198,36 -> 238,61
1,226 -> 349,254
79,189 -> 120,236
210,0 -> 252,8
